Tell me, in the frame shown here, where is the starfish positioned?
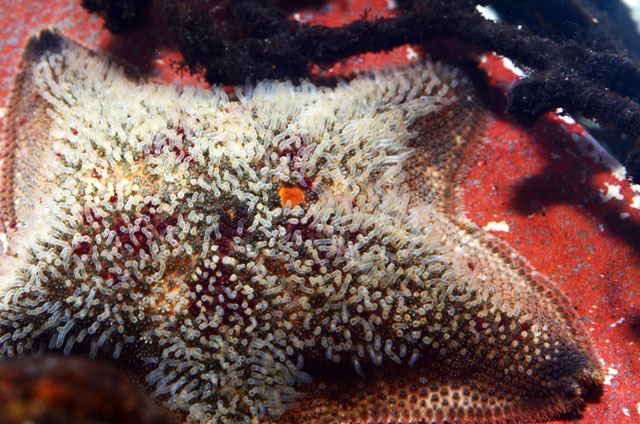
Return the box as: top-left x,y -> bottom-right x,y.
0,29 -> 603,424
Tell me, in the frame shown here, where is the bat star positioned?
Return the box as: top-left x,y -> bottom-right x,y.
0,30 -> 602,424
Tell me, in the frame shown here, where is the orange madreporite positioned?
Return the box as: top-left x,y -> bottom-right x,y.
0,30 -> 602,424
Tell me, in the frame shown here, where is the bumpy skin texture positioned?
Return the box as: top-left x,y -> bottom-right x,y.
0,30 -> 602,424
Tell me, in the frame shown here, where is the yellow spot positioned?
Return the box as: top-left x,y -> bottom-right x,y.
278,183 -> 305,207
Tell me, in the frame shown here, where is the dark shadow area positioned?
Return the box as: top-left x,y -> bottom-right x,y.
581,379 -> 605,404
492,0 -> 640,60
629,311 -> 640,339
99,4 -> 173,78
496,105 -> 640,258
577,118 -> 637,167
559,382 -> 604,421
275,0 -> 338,14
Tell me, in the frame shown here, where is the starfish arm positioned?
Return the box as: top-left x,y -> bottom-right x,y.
0,30 -> 64,232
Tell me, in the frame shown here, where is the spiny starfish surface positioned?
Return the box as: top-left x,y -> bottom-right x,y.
0,30 -> 603,424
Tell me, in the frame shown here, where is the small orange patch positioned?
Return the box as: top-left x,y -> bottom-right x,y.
33,379 -> 70,403
278,183 -> 306,207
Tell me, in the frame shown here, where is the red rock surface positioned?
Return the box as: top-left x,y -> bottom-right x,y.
0,1 -> 638,423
